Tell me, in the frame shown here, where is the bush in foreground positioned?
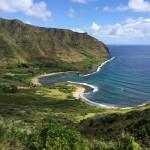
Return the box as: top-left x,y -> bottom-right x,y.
115,134 -> 142,150
0,121 -> 89,150
91,134 -> 143,150
32,124 -> 89,150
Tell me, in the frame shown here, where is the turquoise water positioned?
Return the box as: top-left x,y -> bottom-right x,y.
39,45 -> 150,108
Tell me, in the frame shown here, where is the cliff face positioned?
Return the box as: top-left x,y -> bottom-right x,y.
0,18 -> 111,72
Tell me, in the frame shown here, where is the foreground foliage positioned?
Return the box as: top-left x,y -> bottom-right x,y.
0,119 -> 88,150
0,118 -> 144,150
79,107 -> 150,148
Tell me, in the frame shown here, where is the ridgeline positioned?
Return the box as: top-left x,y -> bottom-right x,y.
0,18 -> 110,73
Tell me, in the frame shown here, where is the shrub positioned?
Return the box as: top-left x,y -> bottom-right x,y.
91,140 -> 115,150
32,124 -> 89,150
115,134 -> 142,150
2,85 -> 18,93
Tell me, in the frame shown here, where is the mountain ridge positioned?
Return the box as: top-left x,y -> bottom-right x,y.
0,18 -> 110,73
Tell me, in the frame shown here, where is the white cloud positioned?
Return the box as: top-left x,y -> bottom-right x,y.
72,28 -> 85,33
91,22 -> 100,31
104,0 -> 150,13
25,2 -> 52,21
128,0 -> 150,12
103,5 -> 128,12
25,21 -> 31,24
72,17 -> 150,44
72,0 -> 91,3
0,0 -> 52,21
0,0 -> 33,13
68,8 -> 75,18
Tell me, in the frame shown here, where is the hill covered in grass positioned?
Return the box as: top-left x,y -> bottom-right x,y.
79,107 -> 150,148
0,18 -> 110,73
0,84 -> 149,149
0,18 -> 149,150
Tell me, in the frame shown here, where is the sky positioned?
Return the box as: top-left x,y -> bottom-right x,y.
0,0 -> 150,45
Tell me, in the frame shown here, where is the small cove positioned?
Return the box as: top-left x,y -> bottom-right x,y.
39,45 -> 150,108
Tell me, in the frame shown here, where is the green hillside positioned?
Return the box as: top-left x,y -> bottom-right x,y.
79,107 -> 150,148
0,18 -> 149,150
0,84 -> 149,150
0,18 -> 110,73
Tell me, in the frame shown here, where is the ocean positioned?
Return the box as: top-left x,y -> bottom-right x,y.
39,45 -> 150,108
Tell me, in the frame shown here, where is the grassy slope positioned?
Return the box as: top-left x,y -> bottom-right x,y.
0,82 -> 150,149
0,86 -> 149,149
0,85 -> 103,123
79,106 -> 150,148
0,18 -> 110,74
0,18 -> 149,149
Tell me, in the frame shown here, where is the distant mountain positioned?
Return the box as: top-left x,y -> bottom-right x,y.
0,18 -> 111,73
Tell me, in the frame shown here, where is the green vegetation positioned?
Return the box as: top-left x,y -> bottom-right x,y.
0,18 -> 149,150
0,119 -> 88,150
0,120 -> 145,150
0,62 -> 149,149
49,84 -> 76,94
0,78 -> 149,149
115,134 -> 142,150
79,107 -> 150,148
0,18 -> 110,74
90,134 -> 143,150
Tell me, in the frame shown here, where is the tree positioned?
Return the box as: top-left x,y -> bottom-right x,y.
116,134 -> 142,150
32,124 -> 89,150
2,85 -> 17,93
10,85 -> 18,93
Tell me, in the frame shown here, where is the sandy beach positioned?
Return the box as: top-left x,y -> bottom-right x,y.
32,72 -> 88,100
73,86 -> 86,99
32,72 -> 69,86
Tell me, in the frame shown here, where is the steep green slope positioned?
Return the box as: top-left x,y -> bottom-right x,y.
0,18 -> 110,73
79,107 -> 150,148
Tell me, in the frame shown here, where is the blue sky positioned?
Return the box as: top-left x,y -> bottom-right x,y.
0,0 -> 150,44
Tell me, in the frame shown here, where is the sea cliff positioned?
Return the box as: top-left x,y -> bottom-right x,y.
0,18 -> 110,73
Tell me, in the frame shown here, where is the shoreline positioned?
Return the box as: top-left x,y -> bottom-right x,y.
32,71 -> 75,86
31,58 -> 150,110
72,85 -> 86,99
32,57 -> 115,87
31,72 -> 92,101
31,58 -> 116,109
80,57 -> 115,77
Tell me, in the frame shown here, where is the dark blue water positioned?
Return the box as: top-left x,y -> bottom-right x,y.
39,45 -> 150,108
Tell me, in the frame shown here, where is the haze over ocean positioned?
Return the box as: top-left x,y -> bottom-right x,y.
40,45 -> 150,108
